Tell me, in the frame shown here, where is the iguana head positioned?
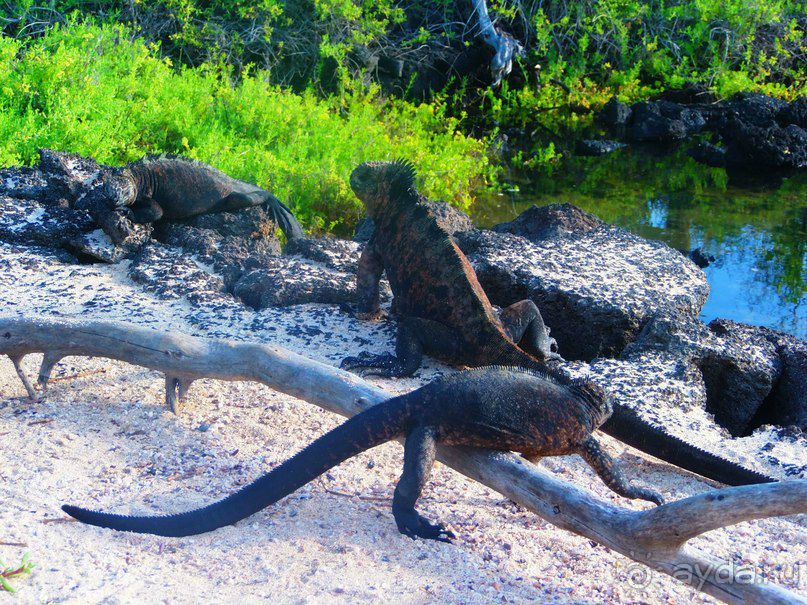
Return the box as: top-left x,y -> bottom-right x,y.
568,379 -> 613,427
350,160 -> 418,219
100,169 -> 137,208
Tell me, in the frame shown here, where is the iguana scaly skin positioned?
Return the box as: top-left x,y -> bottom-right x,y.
76,154 -> 304,243
63,367 -> 663,538
342,160 -> 562,377
340,160 -> 775,487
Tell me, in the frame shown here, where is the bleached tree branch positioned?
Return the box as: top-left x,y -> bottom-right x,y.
2,316 -> 805,604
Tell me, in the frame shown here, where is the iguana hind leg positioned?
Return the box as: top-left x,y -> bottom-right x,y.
341,318 -> 462,378
392,425 -> 454,542
499,299 -> 562,361
579,437 -> 664,505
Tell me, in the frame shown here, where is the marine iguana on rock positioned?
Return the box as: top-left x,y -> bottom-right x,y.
76,154 -> 304,243
63,366 -> 663,538
340,160 -> 775,487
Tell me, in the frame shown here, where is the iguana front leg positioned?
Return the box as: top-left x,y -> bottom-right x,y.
499,299 -> 562,361
129,198 -> 164,224
341,318 -> 425,377
393,425 -> 454,542
355,237 -> 385,320
579,437 -> 664,505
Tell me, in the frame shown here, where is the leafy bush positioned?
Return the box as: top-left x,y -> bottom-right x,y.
0,22 -> 494,233
4,0 -> 802,100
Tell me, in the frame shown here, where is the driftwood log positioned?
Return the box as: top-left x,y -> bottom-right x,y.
470,0 -> 523,86
1,316 -> 805,605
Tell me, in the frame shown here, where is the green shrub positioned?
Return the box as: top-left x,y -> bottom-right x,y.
0,22 -> 494,233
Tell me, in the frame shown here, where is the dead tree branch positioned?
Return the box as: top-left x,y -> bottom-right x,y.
1,316 -> 805,604
470,0 -> 523,85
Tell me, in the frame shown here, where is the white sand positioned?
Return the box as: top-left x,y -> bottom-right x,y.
1,243 -> 805,603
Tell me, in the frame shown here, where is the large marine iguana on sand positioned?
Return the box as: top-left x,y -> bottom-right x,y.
340,160 -> 774,487
76,154 -> 304,243
63,367 -> 663,538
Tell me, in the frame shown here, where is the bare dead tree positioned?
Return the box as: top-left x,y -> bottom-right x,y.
469,0 -> 524,85
2,316 -> 806,604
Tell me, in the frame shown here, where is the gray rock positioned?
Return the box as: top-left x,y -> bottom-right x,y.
67,226 -> 153,264
726,93 -> 788,128
490,203 -> 602,242
0,196 -> 95,249
233,257 -> 357,308
36,148 -> 107,203
624,313 -> 786,437
710,321 -> 806,431
599,96 -> 631,130
465,205 -> 709,360
232,237 -> 392,309
776,97 -> 807,129
574,139 -> 627,156
156,220 -> 281,290
0,166 -> 50,201
285,236 -> 362,273
626,101 -> 690,142
173,205 -> 282,241
128,243 -> 231,308
720,118 -> 807,170
422,200 -> 475,235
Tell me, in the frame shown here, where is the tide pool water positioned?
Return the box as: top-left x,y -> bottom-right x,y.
471,147 -> 805,338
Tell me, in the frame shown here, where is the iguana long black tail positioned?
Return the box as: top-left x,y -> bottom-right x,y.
600,407 -> 775,485
63,367 -> 663,538
64,394 -> 408,537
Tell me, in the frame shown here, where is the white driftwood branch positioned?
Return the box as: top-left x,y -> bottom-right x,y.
471,0 -> 523,86
2,316 -> 805,605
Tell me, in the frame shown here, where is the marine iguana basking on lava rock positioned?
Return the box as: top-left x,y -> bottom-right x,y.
76,154 -> 304,243
63,367 -> 663,538
340,160 -> 774,487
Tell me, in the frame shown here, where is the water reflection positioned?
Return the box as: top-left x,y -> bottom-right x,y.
470,149 -> 806,337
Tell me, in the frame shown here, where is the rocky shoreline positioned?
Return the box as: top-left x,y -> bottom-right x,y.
1,150 -> 804,480
1,150 -> 806,603
589,91 -> 806,174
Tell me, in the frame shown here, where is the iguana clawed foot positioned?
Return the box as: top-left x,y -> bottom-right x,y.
394,508 -> 455,543
340,352 -> 413,378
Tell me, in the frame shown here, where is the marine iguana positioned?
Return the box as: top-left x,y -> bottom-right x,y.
76,154 -> 304,243
340,160 -> 774,487
63,366 -> 663,538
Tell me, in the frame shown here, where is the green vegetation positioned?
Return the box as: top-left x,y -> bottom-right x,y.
0,22 -> 492,232
5,0 -> 803,101
1,1 -> 802,183
0,553 -> 35,593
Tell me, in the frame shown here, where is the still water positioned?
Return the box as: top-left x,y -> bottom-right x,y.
470,148 -> 806,338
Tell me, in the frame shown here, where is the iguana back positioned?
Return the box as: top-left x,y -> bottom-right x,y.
351,160 -> 556,369
77,154 -> 304,242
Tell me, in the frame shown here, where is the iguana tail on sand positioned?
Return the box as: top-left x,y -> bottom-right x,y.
63,367 -> 663,538
340,160 -> 775,487
76,154 -> 304,243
